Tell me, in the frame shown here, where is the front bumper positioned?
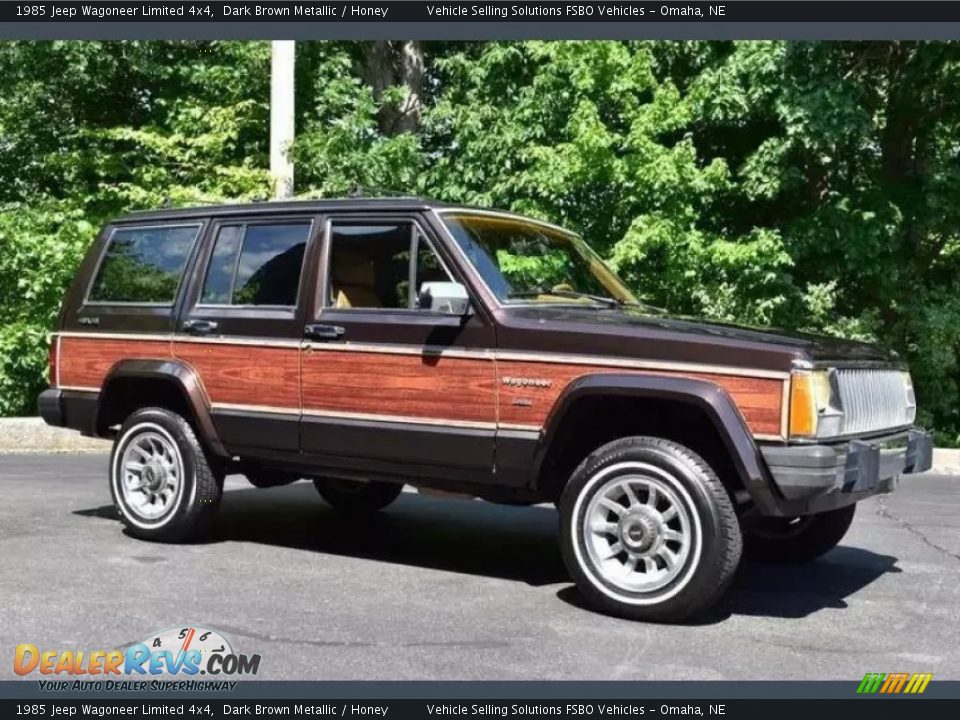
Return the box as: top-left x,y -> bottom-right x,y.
760,428 -> 933,515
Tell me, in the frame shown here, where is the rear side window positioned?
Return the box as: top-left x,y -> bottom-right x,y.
88,225 -> 200,304
200,222 -> 310,307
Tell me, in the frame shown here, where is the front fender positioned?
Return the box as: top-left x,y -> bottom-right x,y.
99,358 -> 228,458
535,373 -> 782,515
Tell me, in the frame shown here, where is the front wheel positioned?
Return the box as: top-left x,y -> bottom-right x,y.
313,477 -> 403,513
744,505 -> 856,563
109,407 -> 223,542
559,436 -> 742,623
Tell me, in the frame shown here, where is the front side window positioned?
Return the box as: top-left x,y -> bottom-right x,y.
440,212 -> 637,306
200,222 -> 310,307
88,225 -> 200,304
326,223 -> 454,310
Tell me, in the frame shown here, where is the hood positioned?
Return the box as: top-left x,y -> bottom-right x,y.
497,305 -> 897,370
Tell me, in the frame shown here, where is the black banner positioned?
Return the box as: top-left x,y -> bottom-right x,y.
2,700 -> 960,720
7,1 -> 960,24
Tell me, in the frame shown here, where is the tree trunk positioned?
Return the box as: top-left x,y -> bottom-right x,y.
360,41 -> 425,136
878,42 -> 924,340
880,43 -> 915,187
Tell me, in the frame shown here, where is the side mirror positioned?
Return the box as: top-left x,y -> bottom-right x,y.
418,282 -> 471,315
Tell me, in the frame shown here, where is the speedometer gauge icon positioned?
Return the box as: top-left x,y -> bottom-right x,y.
139,626 -> 234,670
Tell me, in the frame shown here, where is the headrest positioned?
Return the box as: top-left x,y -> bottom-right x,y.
333,252 -> 375,286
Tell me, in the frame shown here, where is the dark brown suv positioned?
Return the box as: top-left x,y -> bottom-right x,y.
39,198 -> 932,621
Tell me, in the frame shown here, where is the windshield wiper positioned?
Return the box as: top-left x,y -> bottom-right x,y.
507,289 -> 623,308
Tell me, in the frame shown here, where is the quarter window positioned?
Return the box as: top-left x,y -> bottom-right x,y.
88,225 -> 200,304
200,223 -> 310,307
199,226 -> 242,304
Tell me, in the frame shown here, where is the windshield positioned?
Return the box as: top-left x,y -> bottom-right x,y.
439,212 -> 638,306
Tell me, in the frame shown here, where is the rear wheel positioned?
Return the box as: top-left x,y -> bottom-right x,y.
109,407 -> 223,542
313,477 -> 403,513
242,462 -> 301,489
745,505 -> 856,563
559,436 -> 742,623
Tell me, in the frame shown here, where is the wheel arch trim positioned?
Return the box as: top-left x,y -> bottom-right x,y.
97,358 -> 229,458
533,373 -> 781,513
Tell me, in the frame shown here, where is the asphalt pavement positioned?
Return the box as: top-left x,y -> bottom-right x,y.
1,454 -> 958,680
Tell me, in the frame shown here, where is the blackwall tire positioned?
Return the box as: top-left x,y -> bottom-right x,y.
313,477 -> 404,513
745,505 -> 856,563
109,407 -> 223,542
559,436 -> 742,623
242,464 -> 301,489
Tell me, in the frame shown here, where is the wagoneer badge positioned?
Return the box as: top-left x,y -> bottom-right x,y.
502,376 -> 553,389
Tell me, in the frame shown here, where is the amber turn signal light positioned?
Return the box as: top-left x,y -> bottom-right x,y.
788,369 -> 835,438
789,371 -> 817,438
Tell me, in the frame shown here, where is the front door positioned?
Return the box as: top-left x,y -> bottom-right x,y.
299,215 -> 498,481
174,215 -> 318,454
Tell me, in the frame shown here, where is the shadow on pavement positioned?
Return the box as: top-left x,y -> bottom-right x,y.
722,546 -> 901,620
74,505 -> 119,520
218,483 -> 567,585
76,481 -> 566,586
74,480 -> 900,611
556,546 -> 901,623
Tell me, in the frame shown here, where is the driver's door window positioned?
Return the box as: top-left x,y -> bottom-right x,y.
326,223 -> 454,311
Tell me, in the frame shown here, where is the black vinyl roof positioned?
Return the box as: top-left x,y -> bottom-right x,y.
116,196 -> 457,223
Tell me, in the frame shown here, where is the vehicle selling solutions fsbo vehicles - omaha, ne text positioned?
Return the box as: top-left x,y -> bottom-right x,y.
39,197 -> 933,621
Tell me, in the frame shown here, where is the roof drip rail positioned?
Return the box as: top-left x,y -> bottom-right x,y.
159,197 -> 233,209
346,184 -> 420,199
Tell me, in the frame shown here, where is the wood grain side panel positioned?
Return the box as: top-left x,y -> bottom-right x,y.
301,351 -> 497,424
496,361 -> 785,437
173,343 -> 300,409
58,337 -> 171,389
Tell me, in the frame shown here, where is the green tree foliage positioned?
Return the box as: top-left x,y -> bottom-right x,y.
0,40 -> 271,414
681,41 -> 960,440
1,40 -> 959,444
0,200 -> 94,414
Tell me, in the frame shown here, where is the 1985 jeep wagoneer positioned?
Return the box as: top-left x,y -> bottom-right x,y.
40,197 -> 933,621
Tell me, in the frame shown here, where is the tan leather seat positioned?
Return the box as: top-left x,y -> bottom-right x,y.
331,252 -> 380,308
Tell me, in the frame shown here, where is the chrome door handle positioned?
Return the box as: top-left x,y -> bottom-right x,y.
182,319 -> 218,335
304,324 -> 345,341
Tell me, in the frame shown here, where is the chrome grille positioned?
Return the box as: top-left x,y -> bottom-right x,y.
835,368 -> 911,436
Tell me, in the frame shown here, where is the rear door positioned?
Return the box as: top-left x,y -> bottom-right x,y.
299,213 -> 498,481
174,215 -> 319,454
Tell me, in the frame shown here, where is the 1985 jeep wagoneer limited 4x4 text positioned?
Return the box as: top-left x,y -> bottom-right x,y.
40,197 -> 933,621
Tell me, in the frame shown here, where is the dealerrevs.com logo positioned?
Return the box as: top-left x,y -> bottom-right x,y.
15,627 -> 261,681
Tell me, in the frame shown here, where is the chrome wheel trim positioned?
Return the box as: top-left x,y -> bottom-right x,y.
113,422 -> 185,527
572,461 -> 703,605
